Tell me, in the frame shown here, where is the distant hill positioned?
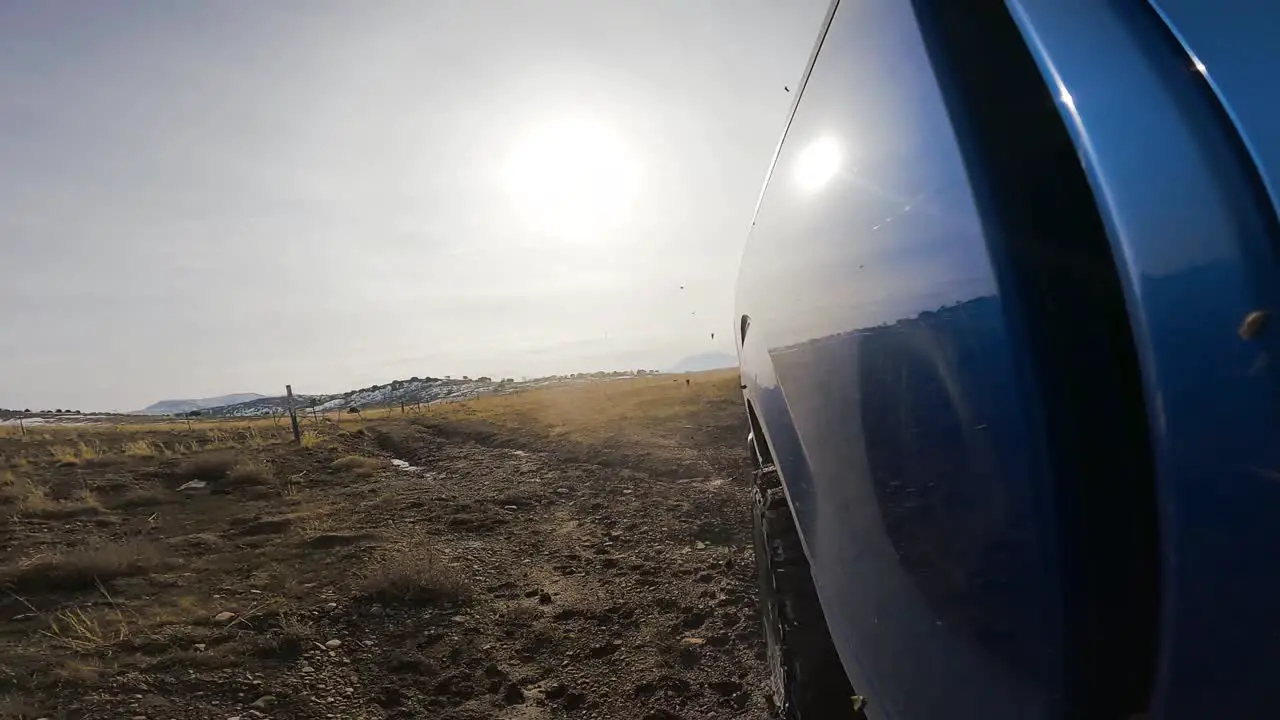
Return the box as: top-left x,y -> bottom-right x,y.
668,352 -> 737,373
138,393 -> 267,416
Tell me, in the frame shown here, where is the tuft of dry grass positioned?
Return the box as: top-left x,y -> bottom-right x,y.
300,430 -> 322,448
223,462 -> 273,489
177,453 -> 236,481
26,489 -> 104,519
77,440 -> 102,462
121,439 -> 159,457
4,455 -> 30,470
0,542 -> 164,594
0,473 -> 100,518
48,656 -> 106,685
0,471 -> 45,507
48,445 -> 81,466
330,455 -> 384,478
357,546 -> 470,604
43,604 -> 131,654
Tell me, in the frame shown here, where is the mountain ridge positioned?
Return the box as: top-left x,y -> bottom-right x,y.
667,352 -> 737,373
138,393 -> 267,416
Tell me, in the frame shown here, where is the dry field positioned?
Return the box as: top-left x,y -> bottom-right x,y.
0,370 -> 768,719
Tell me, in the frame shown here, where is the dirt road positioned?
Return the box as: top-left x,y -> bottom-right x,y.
1,371 -> 769,719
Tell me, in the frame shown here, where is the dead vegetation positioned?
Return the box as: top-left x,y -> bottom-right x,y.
330,454 -> 384,477
177,452 -> 237,481
1,542 -> 163,594
0,369 -> 761,719
357,544 -> 471,604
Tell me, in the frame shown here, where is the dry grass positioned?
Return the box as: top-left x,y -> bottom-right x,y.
44,604 -> 131,654
177,453 -> 236,481
0,473 -> 102,518
224,462 -> 273,488
429,370 -> 739,439
0,471 -> 46,508
331,455 -> 384,477
300,430 -> 322,448
1,542 -> 163,594
357,546 -> 470,604
109,416 -> 285,433
47,445 -> 81,466
121,439 -> 159,457
30,490 -> 103,519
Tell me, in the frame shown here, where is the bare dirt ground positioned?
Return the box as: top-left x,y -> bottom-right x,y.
1,370 -> 769,719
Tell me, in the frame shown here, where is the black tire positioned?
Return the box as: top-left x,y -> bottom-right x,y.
753,465 -> 865,720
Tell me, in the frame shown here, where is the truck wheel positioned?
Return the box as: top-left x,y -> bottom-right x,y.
753,466 -> 864,719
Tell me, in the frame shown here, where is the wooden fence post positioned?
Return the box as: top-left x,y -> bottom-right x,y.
285,385 -> 302,444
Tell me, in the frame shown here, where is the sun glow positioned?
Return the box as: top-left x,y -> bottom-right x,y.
793,135 -> 842,191
503,117 -> 640,240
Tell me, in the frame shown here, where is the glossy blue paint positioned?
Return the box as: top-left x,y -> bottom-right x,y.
1146,0 -> 1280,215
1004,2 -> 1280,718
737,1 -> 1072,717
741,0 -> 1280,717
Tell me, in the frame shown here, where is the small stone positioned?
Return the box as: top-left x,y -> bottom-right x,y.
503,505 -> 518,511
681,637 -> 706,645
194,643 -> 207,651
213,611 -> 236,622
301,665 -> 315,673
323,602 -> 337,612
250,695 -> 276,709
555,488 -> 570,494
538,591 -> 553,604
368,605 -> 384,617
324,639 -> 342,649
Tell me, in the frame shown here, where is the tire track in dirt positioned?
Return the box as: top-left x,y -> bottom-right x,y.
350,428 -> 768,719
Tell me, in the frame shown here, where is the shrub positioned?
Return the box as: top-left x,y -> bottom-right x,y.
0,471 -> 49,509
1,472 -> 102,517
178,453 -> 236,481
330,455 -> 383,477
121,440 -> 158,457
48,445 -> 80,466
224,462 -> 273,488
357,547 -> 469,604
1,542 -> 163,594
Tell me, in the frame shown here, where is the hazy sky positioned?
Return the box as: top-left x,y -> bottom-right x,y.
1,1 -> 827,411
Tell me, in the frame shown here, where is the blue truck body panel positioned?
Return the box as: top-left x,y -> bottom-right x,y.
1005,2 -> 1280,717
738,1 -> 1280,718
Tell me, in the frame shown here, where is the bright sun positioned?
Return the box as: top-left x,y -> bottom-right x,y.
503,117 -> 640,240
